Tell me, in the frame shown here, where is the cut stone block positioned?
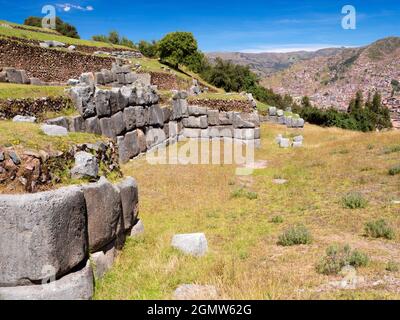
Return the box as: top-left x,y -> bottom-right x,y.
0,186 -> 87,286
117,177 -> 139,231
171,233 -> 208,257
71,151 -> 99,179
41,124 -> 68,136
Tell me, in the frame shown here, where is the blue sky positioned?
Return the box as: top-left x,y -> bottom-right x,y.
1,0 -> 399,52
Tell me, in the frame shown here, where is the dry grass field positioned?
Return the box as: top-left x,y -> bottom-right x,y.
94,123 -> 400,300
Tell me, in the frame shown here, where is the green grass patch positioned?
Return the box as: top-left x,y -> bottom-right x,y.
0,21 -> 128,49
0,83 -> 67,100
386,260 -> 399,272
342,192 -> 368,209
188,92 -> 246,101
230,188 -> 258,200
364,219 -> 395,240
277,225 -> 312,246
270,215 -> 284,224
316,244 -> 369,275
383,145 -> 400,154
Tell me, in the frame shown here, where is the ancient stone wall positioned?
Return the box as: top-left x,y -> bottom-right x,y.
63,77 -> 261,164
260,106 -> 305,128
0,38 -> 114,82
0,176 -> 139,300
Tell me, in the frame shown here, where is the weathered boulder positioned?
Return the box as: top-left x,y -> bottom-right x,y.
71,152 -> 99,179
83,177 -> 122,252
12,115 -> 36,123
0,260 -> 94,300
41,124 -> 68,136
0,186 -> 87,286
117,177 -> 139,231
171,233 -> 208,257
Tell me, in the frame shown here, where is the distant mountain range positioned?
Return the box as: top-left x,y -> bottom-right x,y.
206,48 -> 345,77
207,37 -> 400,127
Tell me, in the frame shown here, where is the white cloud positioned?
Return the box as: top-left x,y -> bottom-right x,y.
239,44 -> 352,54
56,3 -> 94,12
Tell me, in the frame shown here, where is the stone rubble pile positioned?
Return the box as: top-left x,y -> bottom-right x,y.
93,50 -> 143,59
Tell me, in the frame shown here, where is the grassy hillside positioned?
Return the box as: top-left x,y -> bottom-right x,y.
0,20 -> 129,49
0,83 -> 67,99
95,123 -> 400,300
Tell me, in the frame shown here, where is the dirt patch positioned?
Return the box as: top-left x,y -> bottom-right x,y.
0,38 -> 114,82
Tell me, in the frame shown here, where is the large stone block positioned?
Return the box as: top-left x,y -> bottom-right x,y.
117,177 -> 139,231
91,244 -> 116,280
234,128 -> 256,140
219,111 -> 234,125
182,116 -> 208,129
110,88 -> 128,114
0,186 -> 87,286
146,128 -> 166,149
5,68 -> 22,84
45,117 -> 69,129
111,111 -> 126,136
188,105 -> 207,116
162,107 -> 171,123
123,106 -> 137,131
172,99 -> 188,120
233,113 -> 256,128
69,115 -> 86,132
71,151 -> 99,179
269,107 -> 277,116
94,89 -> 111,117
83,177 -> 122,253
0,260 -> 94,300
207,110 -> 219,126
70,85 -> 96,119
41,124 -> 68,136
85,117 -> 101,135
117,136 -> 130,164
135,106 -> 149,127
99,117 -> 115,139
171,233 -> 208,257
125,130 -> 140,159
137,129 -> 147,153
149,105 -> 164,126
208,126 -> 233,138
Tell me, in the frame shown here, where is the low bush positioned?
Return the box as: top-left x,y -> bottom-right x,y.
270,216 -> 284,224
231,188 -> 258,200
364,219 -> 395,240
277,225 -> 312,246
342,192 -> 368,209
386,260 -> 399,272
316,244 -> 369,275
389,165 -> 400,176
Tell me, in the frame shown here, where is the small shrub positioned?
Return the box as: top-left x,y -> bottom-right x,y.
364,219 -> 395,240
383,145 -> 400,154
277,225 -> 312,246
386,260 -> 399,272
389,165 -> 400,176
270,216 -> 284,224
342,192 -> 368,209
230,188 -> 258,200
316,244 -> 369,275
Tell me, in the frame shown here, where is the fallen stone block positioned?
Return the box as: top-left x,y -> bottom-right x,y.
0,186 -> 87,286
13,115 -> 36,123
171,233 -> 208,257
293,135 -> 304,142
71,151 -> 99,179
83,177 -> 122,252
41,124 -> 68,136
269,107 -> 277,116
279,138 -> 290,148
0,260 -> 94,300
174,284 -> 218,300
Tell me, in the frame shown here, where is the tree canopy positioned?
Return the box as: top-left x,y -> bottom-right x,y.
24,16 -> 80,38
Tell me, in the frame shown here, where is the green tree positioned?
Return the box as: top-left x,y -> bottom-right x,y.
24,16 -> 80,38
301,96 -> 312,108
158,32 -> 198,68
138,40 -> 159,58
